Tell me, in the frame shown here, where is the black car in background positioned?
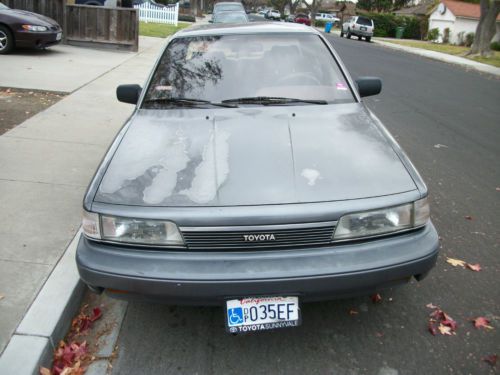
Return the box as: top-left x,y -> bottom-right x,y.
0,2 -> 62,54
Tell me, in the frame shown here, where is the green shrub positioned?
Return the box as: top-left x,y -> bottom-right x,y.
491,41 -> 500,51
427,27 -> 439,41
457,31 -> 466,46
465,32 -> 475,47
178,14 -> 196,22
443,27 -> 450,43
357,12 -> 425,39
315,19 -> 327,27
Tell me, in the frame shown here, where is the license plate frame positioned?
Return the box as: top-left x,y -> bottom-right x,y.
225,296 -> 301,334
360,26 -> 367,31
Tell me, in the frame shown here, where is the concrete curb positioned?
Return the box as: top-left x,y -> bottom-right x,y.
373,39 -> 500,77
0,231 -> 85,375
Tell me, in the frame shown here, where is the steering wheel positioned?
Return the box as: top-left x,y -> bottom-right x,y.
276,72 -> 321,86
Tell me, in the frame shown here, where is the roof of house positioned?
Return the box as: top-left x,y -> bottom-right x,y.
394,3 -> 431,16
439,0 -> 500,21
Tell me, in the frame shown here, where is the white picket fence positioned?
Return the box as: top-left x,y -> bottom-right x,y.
134,2 -> 179,26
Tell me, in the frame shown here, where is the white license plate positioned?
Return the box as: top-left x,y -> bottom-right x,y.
56,32 -> 62,41
225,296 -> 301,333
360,27 -> 367,31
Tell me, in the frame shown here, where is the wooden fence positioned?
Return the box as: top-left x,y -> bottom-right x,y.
66,5 -> 138,51
3,0 -> 139,52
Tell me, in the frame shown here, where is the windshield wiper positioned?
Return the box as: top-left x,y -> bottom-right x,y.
221,96 -> 328,105
143,97 -> 238,108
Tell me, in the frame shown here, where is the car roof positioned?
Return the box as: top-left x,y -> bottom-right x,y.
175,22 -> 319,38
214,2 -> 243,6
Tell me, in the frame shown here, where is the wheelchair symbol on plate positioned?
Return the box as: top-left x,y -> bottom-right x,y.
227,307 -> 244,326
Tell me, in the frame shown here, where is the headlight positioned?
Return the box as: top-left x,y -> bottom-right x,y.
333,197 -> 430,240
82,211 -> 184,246
22,25 -> 48,32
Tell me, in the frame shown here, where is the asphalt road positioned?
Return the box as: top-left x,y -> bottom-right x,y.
109,34 -> 500,375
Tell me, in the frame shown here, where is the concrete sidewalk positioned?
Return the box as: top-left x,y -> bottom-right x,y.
0,36 -> 165,356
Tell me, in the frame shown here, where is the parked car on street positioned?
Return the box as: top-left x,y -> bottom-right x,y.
77,22 -> 438,334
0,2 -> 62,54
264,9 -> 281,20
315,12 -> 339,22
294,13 -> 311,26
341,15 -> 374,42
212,10 -> 248,24
213,1 -> 244,15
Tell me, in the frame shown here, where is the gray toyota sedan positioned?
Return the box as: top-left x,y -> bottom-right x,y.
77,22 -> 439,333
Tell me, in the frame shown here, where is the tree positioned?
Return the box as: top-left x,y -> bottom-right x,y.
302,0 -> 324,26
468,0 -> 500,57
289,0 -> 302,15
271,0 -> 288,17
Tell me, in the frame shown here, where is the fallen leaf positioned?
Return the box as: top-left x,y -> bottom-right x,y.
438,324 -> 454,335
0,294 -> 4,301
426,303 -> 438,309
466,263 -> 482,272
496,187 -> 500,192
464,215 -> 473,220
446,257 -> 466,268
434,144 -> 448,149
473,317 -> 494,330
349,309 -> 359,315
39,367 -> 51,375
483,354 -> 498,366
428,321 -> 438,336
428,307 -> 458,336
90,307 -> 102,322
371,293 -> 382,303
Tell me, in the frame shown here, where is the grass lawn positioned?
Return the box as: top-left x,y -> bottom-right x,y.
139,21 -> 191,38
382,39 -> 500,68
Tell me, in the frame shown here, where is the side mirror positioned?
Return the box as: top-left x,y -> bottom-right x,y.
116,84 -> 142,104
355,77 -> 382,97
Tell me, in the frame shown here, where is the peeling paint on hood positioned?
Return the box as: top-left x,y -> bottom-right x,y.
94,103 -> 417,207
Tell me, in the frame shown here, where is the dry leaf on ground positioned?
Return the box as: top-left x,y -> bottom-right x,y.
371,293 -> 382,303
466,263 -> 482,272
472,317 -> 494,330
483,354 -> 498,366
446,257 -> 466,268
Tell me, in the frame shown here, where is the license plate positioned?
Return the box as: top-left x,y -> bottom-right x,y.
56,32 -> 62,41
225,296 -> 301,333
360,27 -> 367,31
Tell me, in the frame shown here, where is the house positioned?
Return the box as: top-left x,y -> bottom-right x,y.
393,2 -> 432,18
428,0 -> 500,44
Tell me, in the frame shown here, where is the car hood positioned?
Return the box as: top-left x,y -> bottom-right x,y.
95,103 -> 417,207
2,9 -> 59,27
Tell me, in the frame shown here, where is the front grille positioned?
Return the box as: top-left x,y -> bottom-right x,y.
181,222 -> 336,250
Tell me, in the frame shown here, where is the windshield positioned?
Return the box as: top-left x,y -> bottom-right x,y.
214,3 -> 243,12
143,34 -> 355,108
0,3 -> 9,10
356,17 -> 372,26
214,12 -> 247,23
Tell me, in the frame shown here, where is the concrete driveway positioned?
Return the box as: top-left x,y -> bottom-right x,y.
0,37 -> 161,93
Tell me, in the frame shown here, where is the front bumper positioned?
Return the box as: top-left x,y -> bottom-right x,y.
76,223 -> 439,305
15,30 -> 62,48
